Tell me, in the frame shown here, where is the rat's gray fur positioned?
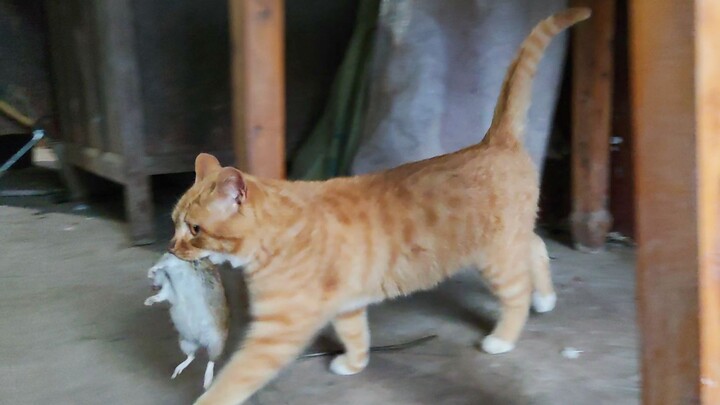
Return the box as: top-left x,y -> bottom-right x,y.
145,253 -> 229,389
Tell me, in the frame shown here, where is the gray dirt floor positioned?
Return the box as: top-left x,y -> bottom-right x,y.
0,167 -> 639,405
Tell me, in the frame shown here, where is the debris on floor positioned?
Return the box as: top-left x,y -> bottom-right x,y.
560,347 -> 583,360
0,172 -> 639,404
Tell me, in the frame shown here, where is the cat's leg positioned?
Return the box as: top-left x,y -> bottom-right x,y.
529,234 -> 556,313
194,308 -> 324,405
329,308 -> 370,376
479,246 -> 532,354
172,339 -> 198,379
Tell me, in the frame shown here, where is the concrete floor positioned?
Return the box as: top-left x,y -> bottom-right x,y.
0,168 -> 639,405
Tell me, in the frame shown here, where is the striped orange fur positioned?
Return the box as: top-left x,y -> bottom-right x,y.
169,9 -> 590,405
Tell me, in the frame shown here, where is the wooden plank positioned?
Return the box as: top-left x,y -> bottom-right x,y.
94,0 -> 154,245
73,3 -> 104,152
143,150 -> 234,175
569,0 -> 615,252
696,0 -> 720,401
629,0 -> 720,402
46,1 -> 85,147
631,1 -> 697,402
132,0 -> 232,158
65,145 -> 125,184
229,0 -> 286,178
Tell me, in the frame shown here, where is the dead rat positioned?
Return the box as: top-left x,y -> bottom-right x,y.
144,253 -> 229,390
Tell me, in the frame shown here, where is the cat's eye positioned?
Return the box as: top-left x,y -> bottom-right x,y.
189,224 -> 201,236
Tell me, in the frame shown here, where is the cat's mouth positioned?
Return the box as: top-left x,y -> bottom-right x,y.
203,251 -> 249,269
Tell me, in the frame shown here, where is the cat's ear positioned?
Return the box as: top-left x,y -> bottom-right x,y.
216,167 -> 247,204
195,153 -> 221,184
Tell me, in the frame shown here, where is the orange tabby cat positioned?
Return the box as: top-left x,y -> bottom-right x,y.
168,8 -> 590,405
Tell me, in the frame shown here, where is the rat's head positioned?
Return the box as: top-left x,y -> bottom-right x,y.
169,153 -> 257,266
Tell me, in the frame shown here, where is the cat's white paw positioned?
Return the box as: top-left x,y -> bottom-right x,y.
144,297 -> 156,306
481,335 -> 515,354
330,354 -> 368,376
532,292 -> 557,313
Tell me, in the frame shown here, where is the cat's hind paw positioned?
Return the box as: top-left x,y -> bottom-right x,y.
532,292 -> 557,313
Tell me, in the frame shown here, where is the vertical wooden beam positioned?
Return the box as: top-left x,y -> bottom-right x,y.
570,0 -> 615,252
95,0 -> 154,245
229,0 -> 286,178
696,1 -> 720,402
631,1 -> 697,401
632,0 -> 720,402
608,0 -> 635,238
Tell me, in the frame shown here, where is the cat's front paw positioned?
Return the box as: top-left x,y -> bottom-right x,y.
329,354 -> 368,376
480,335 -> 515,354
144,296 -> 156,306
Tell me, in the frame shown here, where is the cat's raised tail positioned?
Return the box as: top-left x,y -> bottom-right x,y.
483,8 -> 591,146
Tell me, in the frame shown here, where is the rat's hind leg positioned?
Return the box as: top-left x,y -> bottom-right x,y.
172,339 -> 198,379
203,336 -> 224,389
203,362 -> 215,390
172,354 -> 195,379
195,303 -> 326,405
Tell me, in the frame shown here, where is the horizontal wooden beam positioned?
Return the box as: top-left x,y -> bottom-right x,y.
65,145 -> 125,184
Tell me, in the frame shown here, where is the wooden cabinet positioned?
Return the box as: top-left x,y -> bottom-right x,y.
45,0 -> 283,244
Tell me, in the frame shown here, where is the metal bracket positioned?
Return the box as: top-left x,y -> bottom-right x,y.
0,129 -> 45,178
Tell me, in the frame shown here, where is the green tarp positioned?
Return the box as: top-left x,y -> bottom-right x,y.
289,0 -> 380,180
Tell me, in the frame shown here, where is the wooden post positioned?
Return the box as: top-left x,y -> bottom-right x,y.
569,0 -> 615,252
228,0 -> 286,178
696,2 -> 720,402
95,0 -> 154,245
631,0 -> 720,403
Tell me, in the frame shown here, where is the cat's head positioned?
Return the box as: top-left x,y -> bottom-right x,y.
168,153 -> 256,266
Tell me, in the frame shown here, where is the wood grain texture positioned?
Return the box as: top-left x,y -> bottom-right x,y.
696,0 -> 720,402
630,0 -> 713,403
570,0 -> 615,251
46,1 -> 239,244
229,0 -> 286,179
94,0 -> 154,244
